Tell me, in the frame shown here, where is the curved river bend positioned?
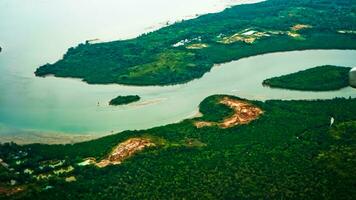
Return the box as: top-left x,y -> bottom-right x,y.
0,0 -> 355,143
1,50 -> 355,141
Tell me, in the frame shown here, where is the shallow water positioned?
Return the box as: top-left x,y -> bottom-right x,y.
0,0 -> 355,143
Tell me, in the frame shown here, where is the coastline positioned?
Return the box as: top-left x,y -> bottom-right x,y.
0,0 -> 264,145
1,1 -> 356,198
140,0 -> 264,38
34,0 -> 356,87
39,47 -> 356,88
3,0 -> 356,145
0,127 -> 105,145
3,49 -> 356,145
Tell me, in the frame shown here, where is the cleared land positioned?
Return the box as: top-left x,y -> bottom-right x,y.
0,187 -> 23,197
195,97 -> 263,128
35,0 -> 356,85
1,95 -> 356,199
95,138 -> 155,167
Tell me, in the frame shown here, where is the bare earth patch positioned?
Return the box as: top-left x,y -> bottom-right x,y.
194,121 -> 214,128
287,24 -> 312,39
219,97 -> 263,128
95,138 -> 155,168
65,176 -> 77,182
291,24 -> 312,31
186,43 -> 209,49
287,31 -> 301,38
195,97 -> 263,129
0,186 -> 24,197
218,29 -> 270,44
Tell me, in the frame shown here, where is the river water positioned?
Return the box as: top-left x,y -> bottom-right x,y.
0,0 -> 355,143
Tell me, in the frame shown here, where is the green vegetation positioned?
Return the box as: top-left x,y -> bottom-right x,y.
1,95 -> 356,199
109,95 -> 140,106
198,95 -> 234,122
3,0 -> 356,199
263,65 -> 352,91
35,0 -> 356,85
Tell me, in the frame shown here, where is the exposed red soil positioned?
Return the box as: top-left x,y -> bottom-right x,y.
0,186 -> 24,196
195,97 -> 263,129
96,138 -> 155,168
291,24 -> 312,31
219,97 -> 263,128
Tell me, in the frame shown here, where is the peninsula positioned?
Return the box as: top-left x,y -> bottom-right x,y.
1,0 -> 356,199
1,95 -> 356,199
35,0 -> 356,85
263,65 -> 351,91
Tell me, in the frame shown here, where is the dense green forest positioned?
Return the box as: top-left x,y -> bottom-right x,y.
1,95 -> 356,199
35,0 -> 356,85
263,65 -> 351,91
3,0 -> 355,199
109,95 -> 140,106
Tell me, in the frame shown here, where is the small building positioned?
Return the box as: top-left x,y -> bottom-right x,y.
350,67 -> 356,88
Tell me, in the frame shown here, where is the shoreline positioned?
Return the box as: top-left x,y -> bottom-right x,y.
3,49 -> 356,145
139,0 -> 264,40
0,129 -> 104,145
0,102 -> 203,145
0,0 -> 264,146
4,0 -> 356,145
0,124 -> 110,145
39,48 -> 356,87
77,0 -> 265,44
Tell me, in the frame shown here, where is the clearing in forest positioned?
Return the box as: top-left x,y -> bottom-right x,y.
195,97 -> 263,128
95,138 -> 155,168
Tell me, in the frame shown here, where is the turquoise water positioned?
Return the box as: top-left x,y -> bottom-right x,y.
0,1 -> 355,142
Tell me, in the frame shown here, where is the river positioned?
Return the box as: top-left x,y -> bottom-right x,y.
0,0 -> 355,144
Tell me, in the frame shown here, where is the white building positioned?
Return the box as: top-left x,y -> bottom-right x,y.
350,67 -> 356,88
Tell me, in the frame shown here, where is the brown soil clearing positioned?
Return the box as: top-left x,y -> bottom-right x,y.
195,97 -> 263,129
0,186 -> 24,196
291,24 -> 312,31
96,138 -> 155,168
219,97 -> 263,128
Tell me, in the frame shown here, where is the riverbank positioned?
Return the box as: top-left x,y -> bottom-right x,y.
1,95 -> 356,199
0,0 -> 265,145
262,65 -> 351,91
2,50 -> 356,144
35,0 -> 356,86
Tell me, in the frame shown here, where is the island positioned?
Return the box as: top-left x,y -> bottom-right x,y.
1,95 -> 356,199
35,0 -> 356,86
262,65 -> 352,91
2,0 -> 356,199
109,95 -> 140,106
